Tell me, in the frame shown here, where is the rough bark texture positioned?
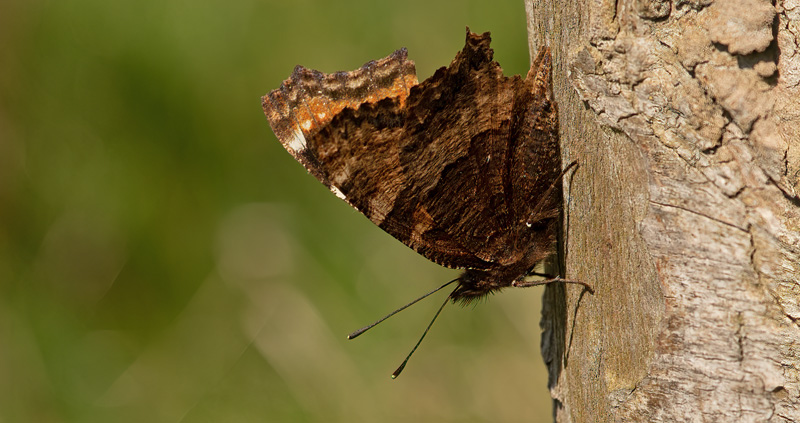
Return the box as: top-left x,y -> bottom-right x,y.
525,0 -> 800,421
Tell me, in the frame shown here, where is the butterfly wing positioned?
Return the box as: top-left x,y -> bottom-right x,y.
263,29 -> 560,272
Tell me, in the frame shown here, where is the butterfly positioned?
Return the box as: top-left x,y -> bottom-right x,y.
263,28 -> 588,377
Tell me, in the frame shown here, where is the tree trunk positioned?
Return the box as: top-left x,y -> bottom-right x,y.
525,0 -> 800,421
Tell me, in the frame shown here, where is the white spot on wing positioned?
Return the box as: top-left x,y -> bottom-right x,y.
287,128 -> 307,152
300,119 -> 313,131
330,185 -> 346,201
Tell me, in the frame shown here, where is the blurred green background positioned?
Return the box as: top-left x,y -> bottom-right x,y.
0,0 -> 554,422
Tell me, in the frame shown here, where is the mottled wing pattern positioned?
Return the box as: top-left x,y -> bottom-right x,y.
263,48 -> 418,197
263,29 -> 560,273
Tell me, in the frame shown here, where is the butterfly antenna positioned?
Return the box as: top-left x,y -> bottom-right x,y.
347,278 -> 459,340
392,293 -> 451,379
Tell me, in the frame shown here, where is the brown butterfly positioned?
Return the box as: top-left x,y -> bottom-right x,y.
263,28 -> 589,377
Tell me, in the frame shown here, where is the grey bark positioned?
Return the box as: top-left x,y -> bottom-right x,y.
525,0 -> 800,421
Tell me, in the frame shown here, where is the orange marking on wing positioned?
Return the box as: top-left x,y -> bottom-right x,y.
301,75 -> 418,132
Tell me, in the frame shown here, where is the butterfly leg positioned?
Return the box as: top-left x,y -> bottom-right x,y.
512,276 -> 594,293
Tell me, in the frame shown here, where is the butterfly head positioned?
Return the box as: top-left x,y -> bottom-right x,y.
449,269 -> 509,305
